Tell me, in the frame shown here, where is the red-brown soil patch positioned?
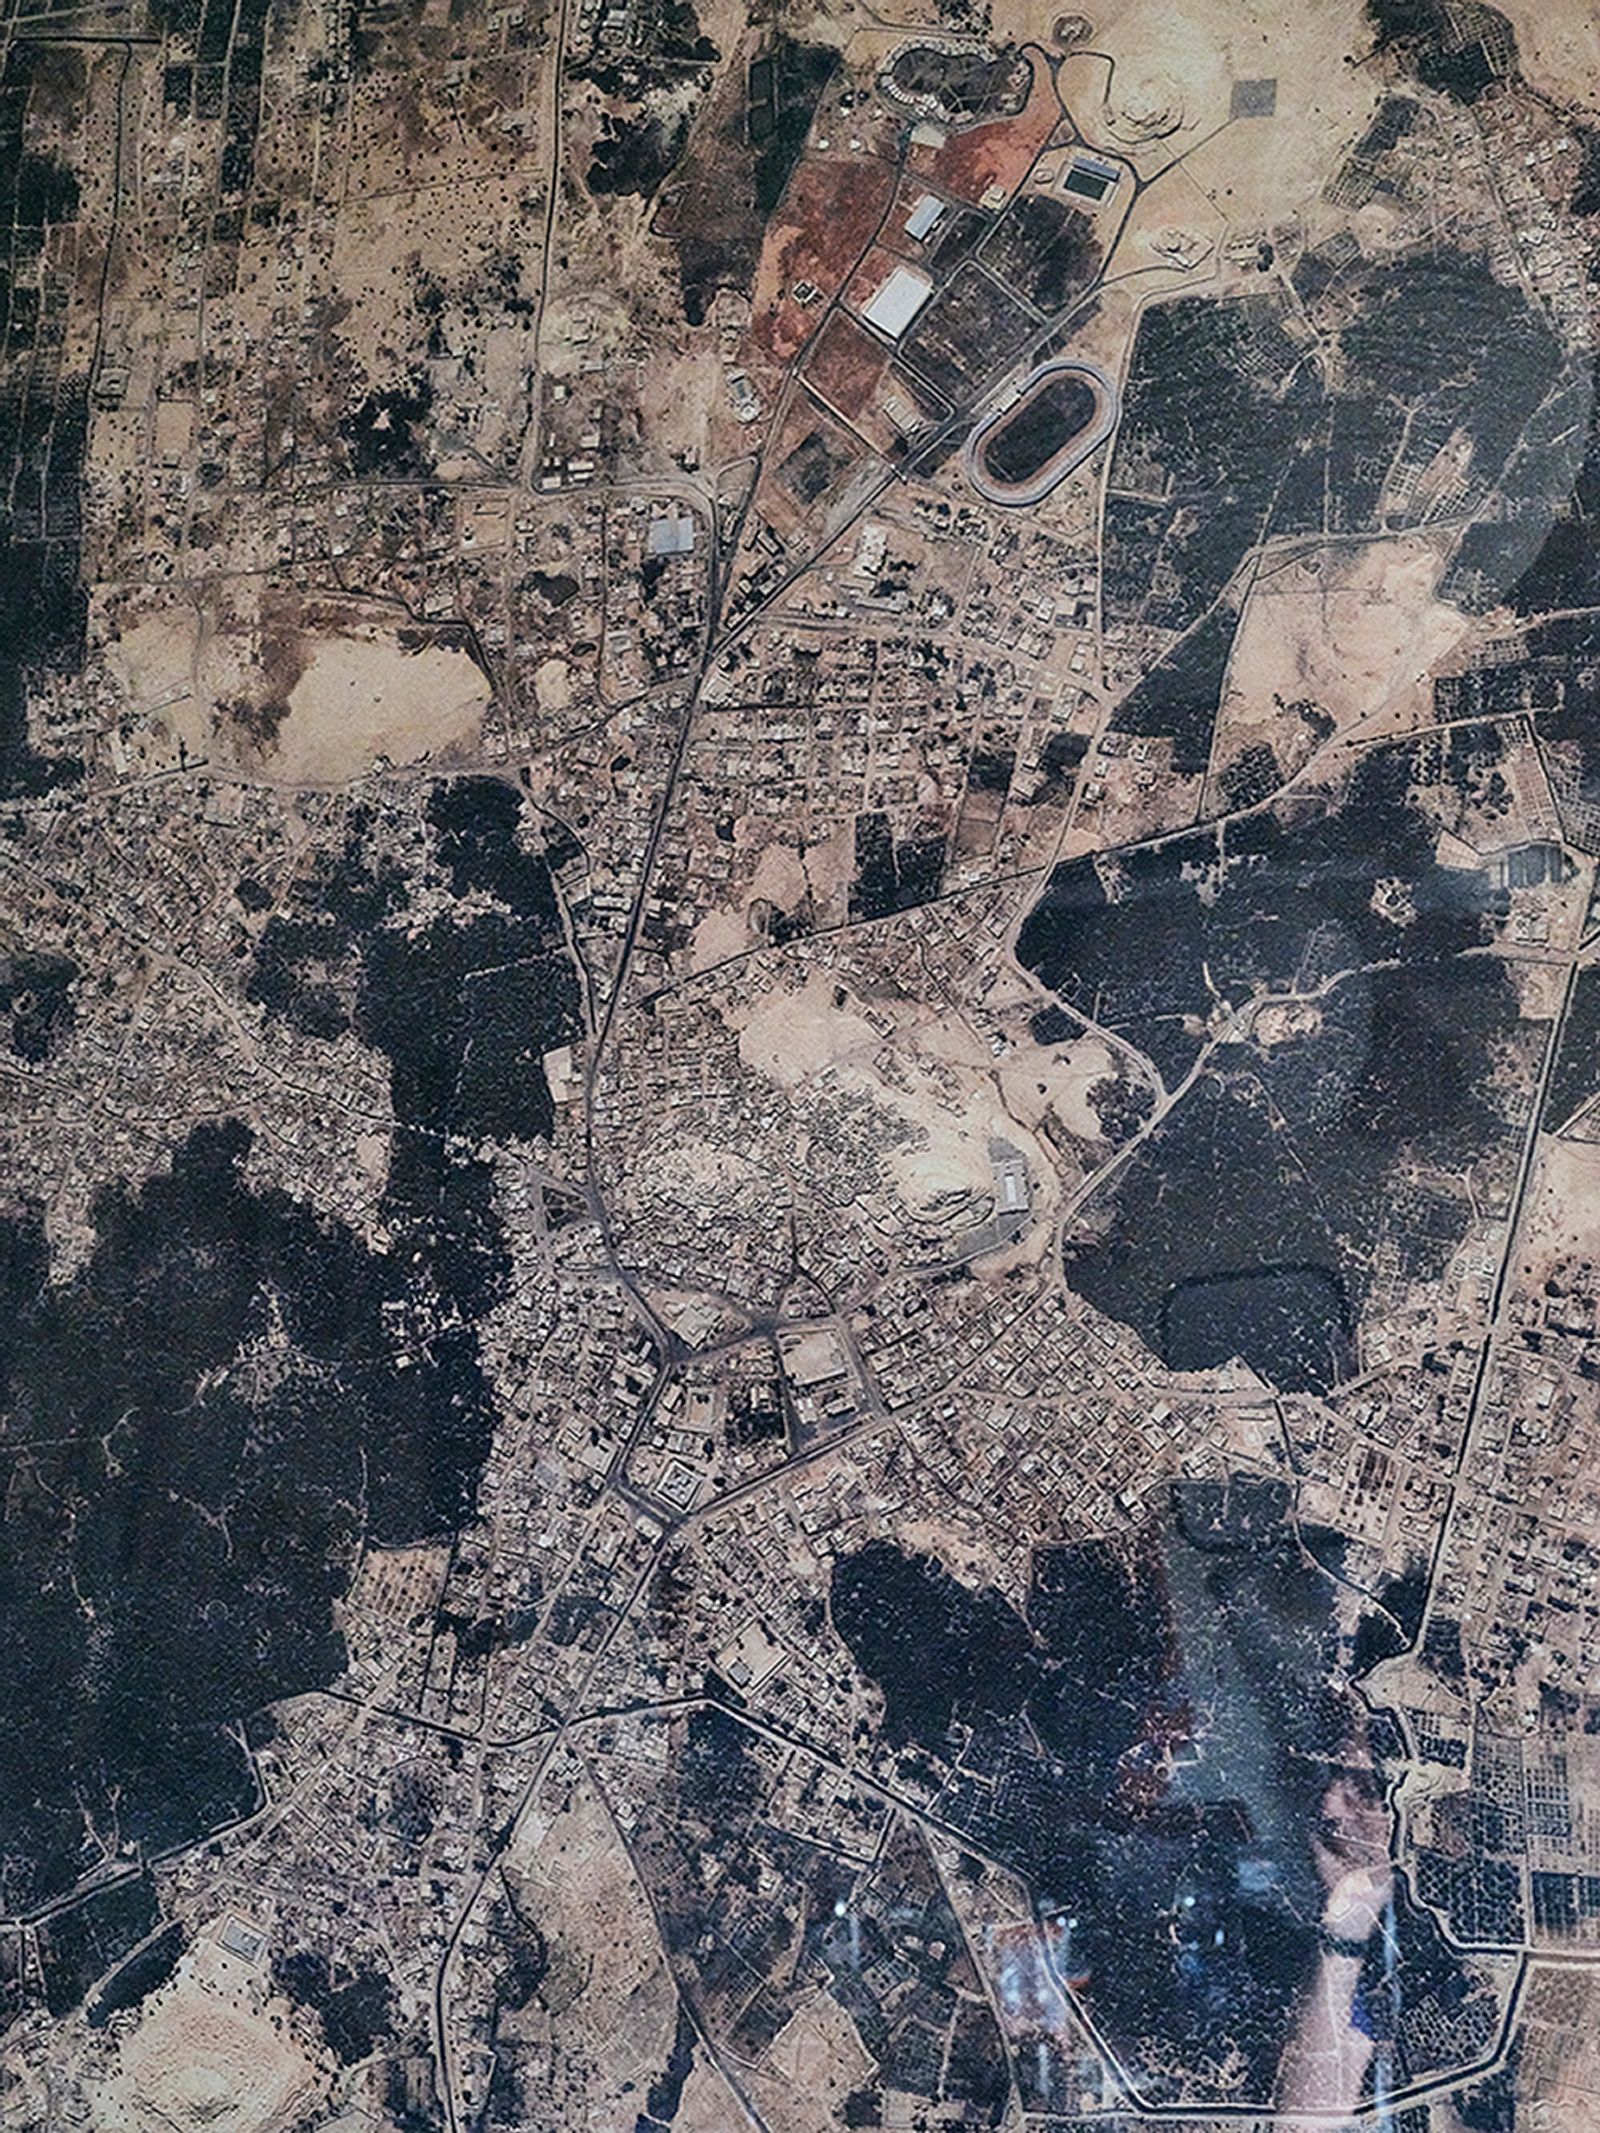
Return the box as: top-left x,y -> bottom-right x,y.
842,241 -> 915,322
802,309 -> 889,426
914,57 -> 1064,204
751,155 -> 897,364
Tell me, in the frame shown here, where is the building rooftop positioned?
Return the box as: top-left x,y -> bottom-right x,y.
904,193 -> 945,242
647,512 -> 696,557
862,264 -> 933,341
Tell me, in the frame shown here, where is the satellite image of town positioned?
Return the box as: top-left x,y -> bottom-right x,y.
14,0 -> 1600,2125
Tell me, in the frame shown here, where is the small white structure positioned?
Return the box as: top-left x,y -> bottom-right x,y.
904,192 -> 945,242
647,512 -> 695,558
862,263 -> 933,340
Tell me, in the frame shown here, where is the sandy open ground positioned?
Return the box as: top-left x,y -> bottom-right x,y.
1214,532 -> 1480,787
731,967 -> 1059,1237
276,629 -> 489,782
1049,0 -> 1377,205
89,1938 -> 325,2133
506,1771 -> 679,2131
1496,0 -> 1600,116
102,594 -> 488,781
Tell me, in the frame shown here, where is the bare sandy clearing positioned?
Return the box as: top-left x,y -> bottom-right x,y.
276,629 -> 488,781
102,596 -> 252,768
1215,532 -> 1476,790
90,1938 -> 325,2133
732,969 -> 1057,1234
1524,1136 -> 1600,1266
1496,0 -> 1600,117
503,1771 -> 680,2132
1050,0 -> 1375,212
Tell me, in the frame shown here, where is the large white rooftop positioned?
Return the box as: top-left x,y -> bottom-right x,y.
862,264 -> 933,341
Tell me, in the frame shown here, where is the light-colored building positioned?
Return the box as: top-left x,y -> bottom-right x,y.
904,192 -> 945,242
862,264 -> 934,340
647,512 -> 696,557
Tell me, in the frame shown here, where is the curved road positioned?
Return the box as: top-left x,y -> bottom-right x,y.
964,355 -> 1121,505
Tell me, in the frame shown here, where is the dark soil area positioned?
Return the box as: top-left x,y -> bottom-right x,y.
980,370 -> 1098,485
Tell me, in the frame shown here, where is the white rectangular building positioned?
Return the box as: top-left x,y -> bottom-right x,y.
904,193 -> 945,242
862,264 -> 933,341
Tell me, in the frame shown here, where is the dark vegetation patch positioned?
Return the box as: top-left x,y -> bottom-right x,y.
1482,370 -> 1600,618
387,1763 -> 443,1849
222,691 -> 289,755
926,203 -> 989,271
1325,92 -> 1418,210
35,1877 -> 158,2018
587,109 -> 688,198
1087,1067 -> 1154,1147
1352,1565 -> 1428,1674
527,569 -> 579,606
643,2004 -> 697,2123
85,1922 -> 187,2027
656,36 -> 837,326
1111,601 -> 1238,778
780,424 -> 857,507
273,1950 -> 396,2065
1422,1613 -> 1467,1684
849,809 -> 944,920
831,1491 -> 1478,2102
1162,1263 -> 1352,1391
730,1384 -> 785,1445
1032,727 -> 1087,800
977,194 -> 1099,314
427,775 -> 565,916
340,377 -> 436,479
966,742 -> 1015,794
1105,255 -> 1560,635
1218,741 -> 1282,813
677,1702 -> 762,1830
489,1898 -> 549,2018
1016,740 -> 1517,1388
0,1118 -> 501,1911
1574,124 -> 1600,218
0,948 -> 75,1062
1365,0 -> 1518,105
749,39 -> 838,211
166,0 -> 273,194
0,787 -> 581,1913
247,801 -> 404,1040
831,1543 -> 1035,1745
1356,92 -> 1416,168
548,1590 -> 606,1647
1101,294 -> 1306,633
0,50 -> 91,799
1439,616 -> 1600,849
1348,254 -> 1563,609
1548,963 -> 1600,1129
440,1598 -> 542,1663
1451,2041 -> 1520,2133
896,261 -> 1035,406
384,2056 -> 444,2132
673,237 -> 725,330
979,369 -> 1098,486
252,780 -> 580,1149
